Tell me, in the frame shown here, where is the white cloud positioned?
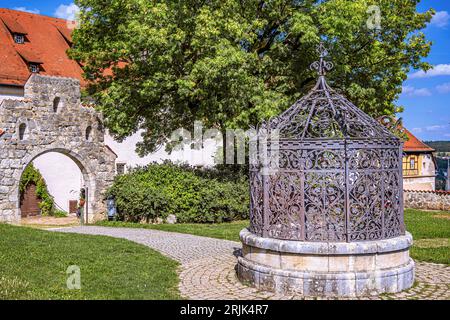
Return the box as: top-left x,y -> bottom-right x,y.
409,64 -> 450,79
430,11 -> 450,28
13,7 -> 40,14
413,125 -> 448,134
54,3 -> 80,21
402,85 -> 432,97
426,125 -> 446,131
436,82 -> 450,94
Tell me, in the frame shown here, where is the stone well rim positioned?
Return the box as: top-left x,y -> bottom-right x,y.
240,228 -> 413,255
237,255 -> 415,281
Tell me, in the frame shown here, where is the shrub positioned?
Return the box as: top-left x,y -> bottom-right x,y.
107,161 -> 249,223
53,210 -> 68,218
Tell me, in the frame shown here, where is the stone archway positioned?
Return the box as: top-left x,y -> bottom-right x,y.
17,148 -> 95,221
0,75 -> 117,223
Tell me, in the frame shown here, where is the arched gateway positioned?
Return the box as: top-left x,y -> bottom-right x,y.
0,75 -> 116,222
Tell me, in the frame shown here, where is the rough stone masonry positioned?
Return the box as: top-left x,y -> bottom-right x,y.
0,74 -> 116,222
404,190 -> 450,212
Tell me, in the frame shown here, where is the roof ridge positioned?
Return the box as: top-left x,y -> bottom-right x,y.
404,189 -> 450,195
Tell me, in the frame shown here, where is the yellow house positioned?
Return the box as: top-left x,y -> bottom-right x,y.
402,128 -> 436,191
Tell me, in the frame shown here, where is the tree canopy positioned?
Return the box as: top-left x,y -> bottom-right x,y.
70,0 -> 433,155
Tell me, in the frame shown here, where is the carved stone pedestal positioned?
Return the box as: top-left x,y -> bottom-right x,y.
237,229 -> 415,297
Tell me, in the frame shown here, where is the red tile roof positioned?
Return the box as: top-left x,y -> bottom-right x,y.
54,24 -> 72,44
0,8 -> 84,86
1,14 -> 28,34
404,128 -> 435,152
16,47 -> 44,64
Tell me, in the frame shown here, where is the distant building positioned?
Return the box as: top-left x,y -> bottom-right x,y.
402,128 -> 436,191
446,163 -> 450,191
426,142 -> 450,191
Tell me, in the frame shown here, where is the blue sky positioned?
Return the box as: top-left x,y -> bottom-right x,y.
1,1 -> 449,141
399,0 -> 450,142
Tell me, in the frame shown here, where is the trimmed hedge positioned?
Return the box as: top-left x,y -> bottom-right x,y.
107,162 -> 249,223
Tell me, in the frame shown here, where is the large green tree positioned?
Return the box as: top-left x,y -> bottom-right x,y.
70,0 -> 433,155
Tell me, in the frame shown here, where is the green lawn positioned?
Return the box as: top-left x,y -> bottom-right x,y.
0,224 -> 180,300
97,209 -> 450,265
2,209 -> 445,300
404,209 -> 450,265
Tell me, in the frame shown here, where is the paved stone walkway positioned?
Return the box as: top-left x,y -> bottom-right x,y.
55,226 -> 450,300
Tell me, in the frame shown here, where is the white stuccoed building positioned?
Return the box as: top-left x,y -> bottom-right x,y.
104,130 -> 217,173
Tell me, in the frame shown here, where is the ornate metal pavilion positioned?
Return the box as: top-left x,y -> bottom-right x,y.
249,44 -> 405,242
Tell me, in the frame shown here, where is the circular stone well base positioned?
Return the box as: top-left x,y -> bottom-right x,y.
237,229 -> 415,297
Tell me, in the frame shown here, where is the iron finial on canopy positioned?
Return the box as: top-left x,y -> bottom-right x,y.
310,42 -> 334,77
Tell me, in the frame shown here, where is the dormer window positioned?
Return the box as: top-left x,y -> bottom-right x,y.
29,64 -> 39,73
14,34 -> 25,44
1,17 -> 28,44
16,48 -> 43,74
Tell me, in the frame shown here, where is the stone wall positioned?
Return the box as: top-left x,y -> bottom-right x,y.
404,190 -> 450,211
0,74 -> 116,222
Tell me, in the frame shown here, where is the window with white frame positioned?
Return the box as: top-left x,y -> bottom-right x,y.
116,163 -> 126,175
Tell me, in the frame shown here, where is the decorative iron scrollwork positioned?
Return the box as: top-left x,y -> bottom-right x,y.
249,43 -> 404,242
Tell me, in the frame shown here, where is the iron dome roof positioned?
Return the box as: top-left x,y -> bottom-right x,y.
267,43 -> 399,141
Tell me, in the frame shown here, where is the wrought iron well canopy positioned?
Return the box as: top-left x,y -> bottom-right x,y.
250,43 -> 405,242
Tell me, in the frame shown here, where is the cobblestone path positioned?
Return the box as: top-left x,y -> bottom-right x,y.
55,226 -> 449,300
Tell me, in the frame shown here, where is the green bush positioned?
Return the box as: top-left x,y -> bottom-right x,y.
107,161 -> 249,223
53,210 -> 68,218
